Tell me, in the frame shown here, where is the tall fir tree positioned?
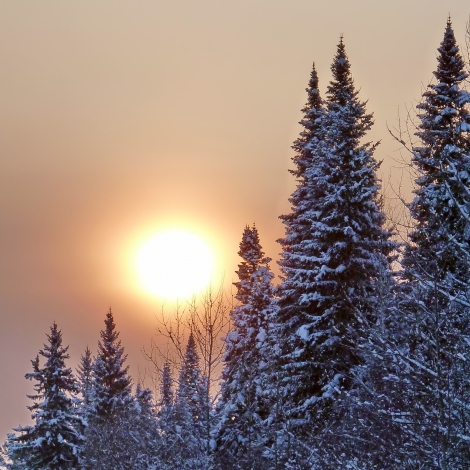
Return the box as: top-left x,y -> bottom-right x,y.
6,323 -> 83,469
91,308 -> 133,419
403,18 -> 470,289
274,38 -> 394,444
215,224 -> 275,469
76,346 -> 94,418
174,333 -> 210,469
83,309 -> 134,469
160,361 -> 174,409
279,62 -> 325,276
156,362 -> 180,469
329,20 -> 470,469
390,19 -> 470,468
132,384 -> 159,469
176,333 -> 204,426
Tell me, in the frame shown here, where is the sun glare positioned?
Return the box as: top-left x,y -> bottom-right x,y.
136,229 -> 215,299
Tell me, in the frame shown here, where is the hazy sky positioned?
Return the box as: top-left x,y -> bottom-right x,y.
0,0 -> 469,439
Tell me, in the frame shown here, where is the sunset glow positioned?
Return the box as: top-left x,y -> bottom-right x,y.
3,0 -> 470,454
136,230 -> 214,299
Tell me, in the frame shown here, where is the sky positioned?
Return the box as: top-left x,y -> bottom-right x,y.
0,0 -> 469,439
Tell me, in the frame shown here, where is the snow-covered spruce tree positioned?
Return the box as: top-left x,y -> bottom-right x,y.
131,384 -> 159,469
289,61 -> 325,207
155,362 -> 180,469
276,62 -> 324,300
83,309 -> 136,469
214,224 -> 275,469
403,18 -> 470,291
258,63 -> 327,468
91,309 -> 133,419
6,322 -> 83,469
274,38 -> 394,450
177,333 -> 205,431
389,19 -> 470,468
160,361 -> 174,409
76,347 -> 94,422
173,332 -> 211,469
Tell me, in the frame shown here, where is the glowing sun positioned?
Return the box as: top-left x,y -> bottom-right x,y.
136,229 -> 215,299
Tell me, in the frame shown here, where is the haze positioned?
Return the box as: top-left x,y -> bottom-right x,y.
0,0 -> 468,439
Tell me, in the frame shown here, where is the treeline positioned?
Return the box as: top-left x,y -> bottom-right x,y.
3,18 -> 470,469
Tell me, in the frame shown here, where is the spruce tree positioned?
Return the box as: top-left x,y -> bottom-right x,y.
275,39 -> 394,441
403,18 -> 470,289
92,308 -> 133,419
391,19 -> 470,467
83,309 -> 134,469
160,361 -> 174,409
177,333 -> 204,425
278,63 -> 325,285
132,384 -> 159,469
174,333 -> 209,469
156,362 -> 179,468
291,63 -> 325,180
76,347 -> 94,417
6,323 -> 83,469
215,224 -> 275,469
332,21 -> 470,469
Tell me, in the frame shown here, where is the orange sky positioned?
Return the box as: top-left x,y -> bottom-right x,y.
0,0 -> 469,439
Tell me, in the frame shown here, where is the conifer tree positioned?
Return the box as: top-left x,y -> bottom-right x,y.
332,20 -> 470,469
156,362 -> 179,468
157,361 -> 175,440
92,308 -> 133,419
160,361 -> 174,408
76,347 -> 94,417
132,384 -> 159,469
177,333 -> 203,424
174,333 -> 209,469
275,39 -> 394,441
388,19 -> 470,467
83,309 -> 134,469
291,63 -> 325,182
278,63 -> 325,284
403,18 -> 470,291
6,323 -> 83,469
215,224 -> 275,468
177,334 -> 205,424
258,64 -> 327,467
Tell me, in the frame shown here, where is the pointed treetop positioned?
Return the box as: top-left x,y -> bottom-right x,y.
80,345 -> 92,360
160,361 -> 174,407
234,224 -> 268,304
98,308 -> 126,363
237,224 -> 264,266
186,331 -> 197,356
328,37 -> 355,105
42,321 -> 69,361
101,307 -> 119,345
305,62 -> 321,110
298,61 -> 323,125
435,17 -> 466,84
77,346 -> 93,377
47,320 -> 59,343
178,331 -> 202,401
92,308 -> 132,418
291,60 -> 325,176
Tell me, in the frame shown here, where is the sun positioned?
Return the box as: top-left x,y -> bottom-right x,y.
136,229 -> 215,299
